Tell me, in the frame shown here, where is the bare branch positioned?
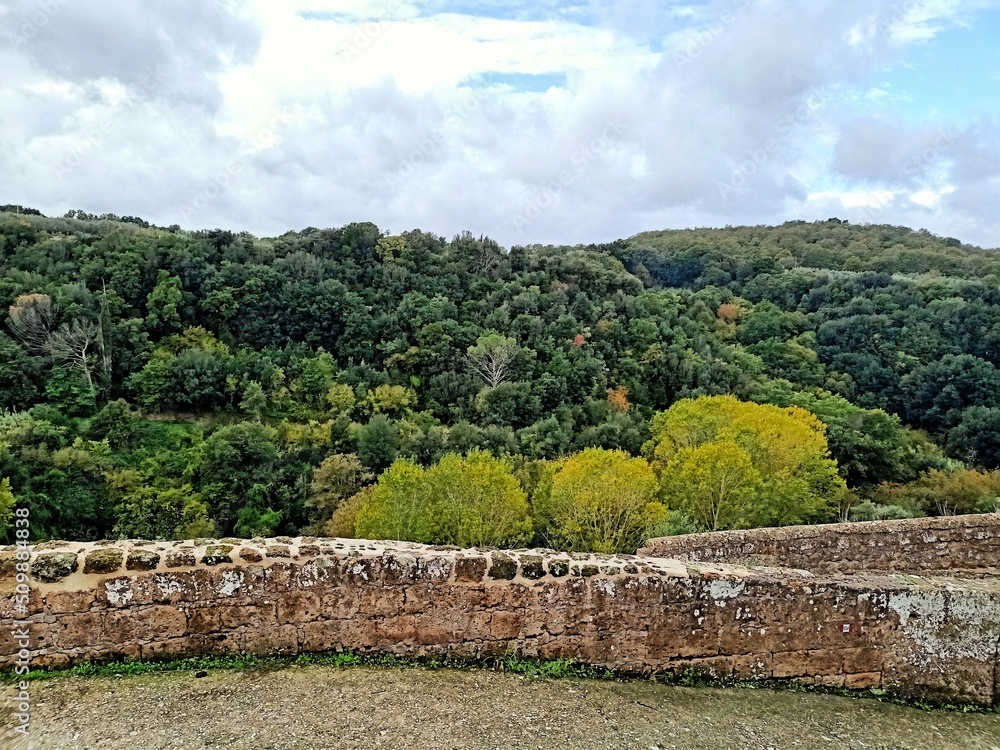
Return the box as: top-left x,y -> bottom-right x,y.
7,293 -> 56,353
467,333 -> 519,390
46,319 -> 99,389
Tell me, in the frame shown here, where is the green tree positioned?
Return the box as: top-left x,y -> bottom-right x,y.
534,448 -> 664,553
291,352 -> 336,410
108,470 -> 215,540
87,399 -> 135,449
326,382 -> 357,417
658,441 -> 760,531
0,478 -> 17,537
947,407 -> 1000,470
198,422 -> 279,534
749,380 -> 916,487
363,384 -> 415,416
145,271 -> 184,337
356,415 -> 400,471
0,333 -> 39,411
306,453 -> 372,526
239,381 -> 268,421
428,451 -> 533,548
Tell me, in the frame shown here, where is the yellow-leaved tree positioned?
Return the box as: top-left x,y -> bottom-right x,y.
354,450 -> 533,548
647,395 -> 845,531
534,448 -> 665,553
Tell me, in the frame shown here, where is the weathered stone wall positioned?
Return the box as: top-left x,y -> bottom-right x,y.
2,537 -> 999,705
639,514 -> 1000,576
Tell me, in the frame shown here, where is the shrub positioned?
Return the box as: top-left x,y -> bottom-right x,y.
354,450 -> 532,548
534,448 -> 664,553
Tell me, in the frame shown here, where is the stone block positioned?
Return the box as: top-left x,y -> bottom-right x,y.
277,591 -> 321,624
83,549 -> 124,575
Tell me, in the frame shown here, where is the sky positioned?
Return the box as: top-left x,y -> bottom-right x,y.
0,0 -> 998,248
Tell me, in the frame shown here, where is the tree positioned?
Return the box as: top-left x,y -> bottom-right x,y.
325,486 -> 370,538
87,399 -> 135,448
198,422 -> 279,533
291,352 -> 336,409
354,460 -> 436,543
355,450 -> 533,547
607,386 -> 630,412
872,469 -> 1000,517
325,383 -> 356,417
467,332 -> 519,389
107,471 -> 215,540
0,478 -> 17,538
364,384 -> 415,416
47,319 -> 100,391
648,396 -> 845,530
0,333 -> 40,411
749,380 -> 917,487
428,451 -> 533,548
306,453 -> 372,525
7,293 -> 55,353
947,407 -> 1000,470
240,381 -> 267,421
899,355 -> 1000,432
356,414 -> 399,471
475,381 -> 540,429
658,441 -> 759,531
534,448 -> 664,553
145,271 -> 184,337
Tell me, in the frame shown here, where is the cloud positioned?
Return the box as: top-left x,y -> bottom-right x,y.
1,0 -> 997,248
5,0 -> 261,109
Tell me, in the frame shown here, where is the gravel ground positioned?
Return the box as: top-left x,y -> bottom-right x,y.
3,665 -> 999,750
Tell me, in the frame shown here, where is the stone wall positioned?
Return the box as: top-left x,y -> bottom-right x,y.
639,514 -> 1000,576
2,537 -> 999,705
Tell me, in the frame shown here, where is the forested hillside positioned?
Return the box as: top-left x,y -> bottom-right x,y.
2,207 -> 998,548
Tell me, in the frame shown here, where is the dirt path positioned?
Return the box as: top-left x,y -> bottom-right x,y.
3,666 -> 999,750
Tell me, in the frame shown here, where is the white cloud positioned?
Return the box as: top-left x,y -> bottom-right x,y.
1,0 -> 997,248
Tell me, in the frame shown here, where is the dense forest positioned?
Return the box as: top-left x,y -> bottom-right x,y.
1,206 -> 999,550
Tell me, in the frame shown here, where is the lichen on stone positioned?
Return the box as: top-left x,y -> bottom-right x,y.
166,550 -> 197,568
239,547 -> 264,563
488,552 -> 517,580
519,555 -> 545,580
31,551 -> 79,582
126,550 -> 161,571
83,548 -> 124,575
202,545 -> 235,566
0,552 -> 17,579
547,559 -> 570,577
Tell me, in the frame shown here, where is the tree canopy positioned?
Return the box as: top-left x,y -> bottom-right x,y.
1,208 -> 997,547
